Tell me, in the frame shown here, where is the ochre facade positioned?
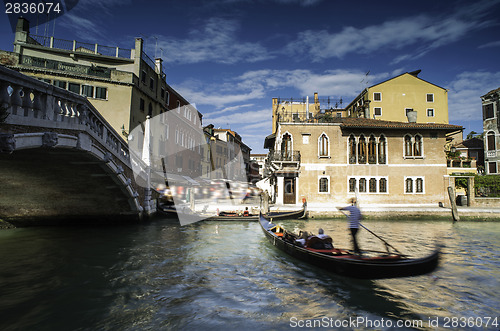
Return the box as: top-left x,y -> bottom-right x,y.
270,119 -> 461,205
346,72 -> 449,124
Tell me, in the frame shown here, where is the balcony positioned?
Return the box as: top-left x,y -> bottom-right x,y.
447,158 -> 477,174
268,150 -> 301,172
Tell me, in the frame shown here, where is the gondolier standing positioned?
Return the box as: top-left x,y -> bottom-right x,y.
339,198 -> 362,254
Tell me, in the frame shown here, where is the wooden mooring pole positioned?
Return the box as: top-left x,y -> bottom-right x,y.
448,186 -> 460,222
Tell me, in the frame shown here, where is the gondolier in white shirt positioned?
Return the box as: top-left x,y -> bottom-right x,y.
338,198 -> 362,254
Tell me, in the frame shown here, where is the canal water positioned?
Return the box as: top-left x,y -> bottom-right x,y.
0,217 -> 498,330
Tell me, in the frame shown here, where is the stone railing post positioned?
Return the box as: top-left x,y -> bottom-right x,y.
467,176 -> 475,207
0,81 -> 11,108
22,87 -> 34,117
10,84 -> 23,115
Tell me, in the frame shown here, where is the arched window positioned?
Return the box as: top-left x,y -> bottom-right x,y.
378,135 -> 386,164
349,135 -> 357,164
319,133 -> 329,157
368,135 -> 377,164
358,135 -> 367,164
281,133 -> 292,161
405,178 -> 413,193
414,135 -> 422,157
319,177 -> 329,192
379,178 -> 387,193
349,178 -> 357,192
369,178 -> 377,192
404,135 -> 413,157
359,178 -> 366,192
487,131 -> 496,151
416,178 -> 424,193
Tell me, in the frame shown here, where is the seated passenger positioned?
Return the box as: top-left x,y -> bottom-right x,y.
317,228 -> 330,240
295,231 -> 308,247
306,230 -> 334,250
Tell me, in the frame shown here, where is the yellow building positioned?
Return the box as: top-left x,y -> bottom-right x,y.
2,17 -> 200,142
345,70 -> 449,124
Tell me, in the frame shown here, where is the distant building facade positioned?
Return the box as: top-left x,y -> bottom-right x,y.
482,87 -> 500,175
251,153 -> 267,178
213,128 -> 251,181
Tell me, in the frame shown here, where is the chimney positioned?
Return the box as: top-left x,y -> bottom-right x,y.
16,17 -> 29,32
155,58 -> 163,75
406,109 -> 417,123
306,96 -> 309,120
14,18 -> 30,53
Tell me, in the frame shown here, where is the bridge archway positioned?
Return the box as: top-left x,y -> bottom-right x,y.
1,145 -> 141,224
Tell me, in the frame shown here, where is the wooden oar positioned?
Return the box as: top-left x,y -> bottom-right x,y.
359,224 -> 403,255
337,208 -> 403,256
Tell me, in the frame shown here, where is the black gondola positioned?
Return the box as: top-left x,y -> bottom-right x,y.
264,204 -> 307,220
259,213 -> 440,279
205,205 -> 307,221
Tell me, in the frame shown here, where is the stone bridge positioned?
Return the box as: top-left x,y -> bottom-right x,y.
0,65 -> 155,225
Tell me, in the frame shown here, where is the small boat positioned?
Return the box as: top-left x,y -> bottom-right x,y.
206,204 -> 307,221
206,212 -> 259,221
259,213 -> 440,279
264,204 -> 307,220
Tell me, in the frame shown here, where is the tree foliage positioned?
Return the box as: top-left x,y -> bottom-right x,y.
475,175 -> 500,197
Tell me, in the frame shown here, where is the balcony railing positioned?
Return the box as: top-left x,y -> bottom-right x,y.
447,158 -> 476,169
268,150 -> 301,163
486,150 -> 497,158
27,34 -> 132,59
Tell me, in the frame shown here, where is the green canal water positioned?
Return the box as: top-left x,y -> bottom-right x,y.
0,218 -> 498,330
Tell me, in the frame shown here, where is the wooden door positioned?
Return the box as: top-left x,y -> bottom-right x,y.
284,178 -> 295,204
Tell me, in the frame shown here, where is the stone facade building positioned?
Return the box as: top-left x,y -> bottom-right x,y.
265,118 -> 462,205
482,87 -> 500,175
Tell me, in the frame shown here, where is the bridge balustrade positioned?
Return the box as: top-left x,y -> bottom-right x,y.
0,65 -> 129,164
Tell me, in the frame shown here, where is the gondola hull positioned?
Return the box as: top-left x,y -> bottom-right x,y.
206,214 -> 259,221
259,213 -> 439,279
264,206 -> 307,220
206,205 -> 307,221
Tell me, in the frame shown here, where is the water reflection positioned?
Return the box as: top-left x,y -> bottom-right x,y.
0,218 -> 498,330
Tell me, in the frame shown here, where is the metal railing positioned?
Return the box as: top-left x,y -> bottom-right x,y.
27,34 -> 132,59
268,150 -> 301,163
141,51 -> 156,70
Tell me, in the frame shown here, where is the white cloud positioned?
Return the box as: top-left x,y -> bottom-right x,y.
204,108 -> 270,126
59,13 -> 102,40
206,104 -> 254,116
59,0 -> 132,42
286,1 -> 496,63
447,71 -> 500,121
153,17 -> 273,64
237,69 -> 387,98
478,40 -> 500,49
176,83 -> 265,108
72,0 -> 132,13
178,68 -> 392,110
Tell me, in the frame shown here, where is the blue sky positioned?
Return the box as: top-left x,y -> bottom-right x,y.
1,0 -> 500,153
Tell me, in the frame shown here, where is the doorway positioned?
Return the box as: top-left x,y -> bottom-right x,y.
284,177 -> 295,204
